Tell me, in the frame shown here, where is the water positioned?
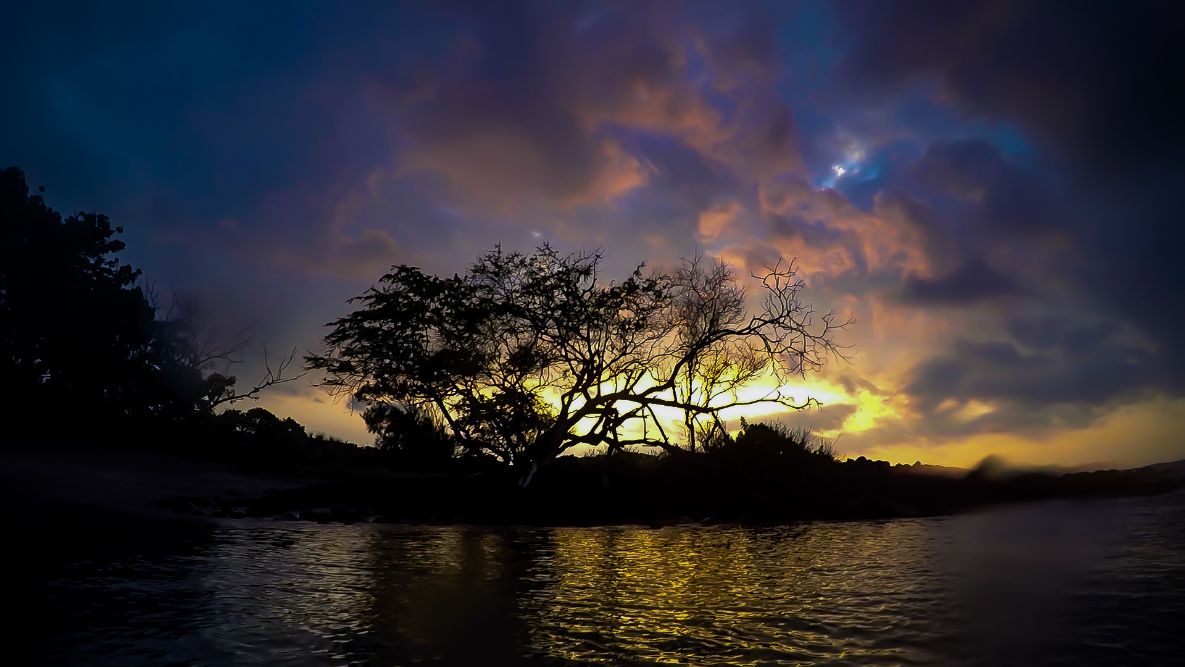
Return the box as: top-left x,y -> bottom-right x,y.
25,492 -> 1185,665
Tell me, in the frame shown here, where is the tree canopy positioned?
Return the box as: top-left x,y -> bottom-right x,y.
1,167 -> 155,417
308,245 -> 847,484
0,166 -> 293,431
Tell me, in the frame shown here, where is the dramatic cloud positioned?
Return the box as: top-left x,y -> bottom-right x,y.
4,1 -> 1181,466
900,261 -> 1018,305
388,2 -> 802,215
837,1 -> 1185,174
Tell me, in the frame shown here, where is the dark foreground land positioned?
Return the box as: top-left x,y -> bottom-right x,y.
5,437 -> 1183,528
229,454 -> 1185,526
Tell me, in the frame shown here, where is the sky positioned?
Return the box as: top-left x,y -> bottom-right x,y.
4,1 -> 1184,468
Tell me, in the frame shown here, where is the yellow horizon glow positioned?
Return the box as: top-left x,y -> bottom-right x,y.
260,379 -> 1185,471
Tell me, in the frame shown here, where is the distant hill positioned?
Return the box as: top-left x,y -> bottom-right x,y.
891,461 -> 967,478
895,457 -> 1185,481
1135,459 -> 1185,479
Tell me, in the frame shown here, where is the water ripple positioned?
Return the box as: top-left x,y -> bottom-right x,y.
31,493 -> 1185,665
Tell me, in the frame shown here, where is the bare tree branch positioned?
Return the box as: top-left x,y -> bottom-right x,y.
208,345 -> 305,408
307,245 -> 849,483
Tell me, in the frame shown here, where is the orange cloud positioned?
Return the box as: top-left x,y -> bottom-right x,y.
697,201 -> 744,243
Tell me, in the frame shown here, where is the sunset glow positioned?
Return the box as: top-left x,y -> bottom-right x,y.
7,5 -> 1185,665
8,2 -> 1182,469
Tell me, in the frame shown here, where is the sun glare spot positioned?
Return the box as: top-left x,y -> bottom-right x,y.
841,391 -> 898,433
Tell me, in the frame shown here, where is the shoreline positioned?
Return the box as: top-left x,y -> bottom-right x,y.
5,440 -> 1183,530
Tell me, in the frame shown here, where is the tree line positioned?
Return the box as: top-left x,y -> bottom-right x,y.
3,165 -> 846,486
0,167 -> 295,436
310,242 -> 847,485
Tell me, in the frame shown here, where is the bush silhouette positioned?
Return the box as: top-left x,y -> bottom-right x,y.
363,403 -> 458,470
1,166 -> 294,439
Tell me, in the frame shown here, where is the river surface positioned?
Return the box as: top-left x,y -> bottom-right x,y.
24,491 -> 1185,665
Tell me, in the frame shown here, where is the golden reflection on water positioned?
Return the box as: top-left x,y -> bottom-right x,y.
536,528 -> 764,663
195,521 -> 951,665
521,522 -> 945,665
70,496 -> 1177,666
189,521 -> 950,665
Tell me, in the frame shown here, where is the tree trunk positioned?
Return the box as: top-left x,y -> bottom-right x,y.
519,461 -> 538,488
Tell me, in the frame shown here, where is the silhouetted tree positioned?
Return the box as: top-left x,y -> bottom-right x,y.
0,166 -> 295,433
1,167 -> 156,422
309,245 -> 846,485
149,294 -> 300,417
363,403 -> 458,469
220,406 -> 307,441
669,254 -> 764,452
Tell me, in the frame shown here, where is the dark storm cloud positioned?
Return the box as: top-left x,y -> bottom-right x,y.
0,0 -> 805,282
828,1 -> 1185,442
885,135 -> 1178,432
909,337 -> 1152,407
623,129 -> 746,201
769,403 -> 859,435
1005,315 -> 1121,356
902,324 -> 1167,438
769,211 -> 850,249
389,1 -> 803,213
0,1 -> 447,284
847,4 -> 1185,331
877,139 -> 1064,279
837,0 -> 1185,175
900,260 -> 1017,305
912,139 -> 1056,236
4,0 -> 1181,459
